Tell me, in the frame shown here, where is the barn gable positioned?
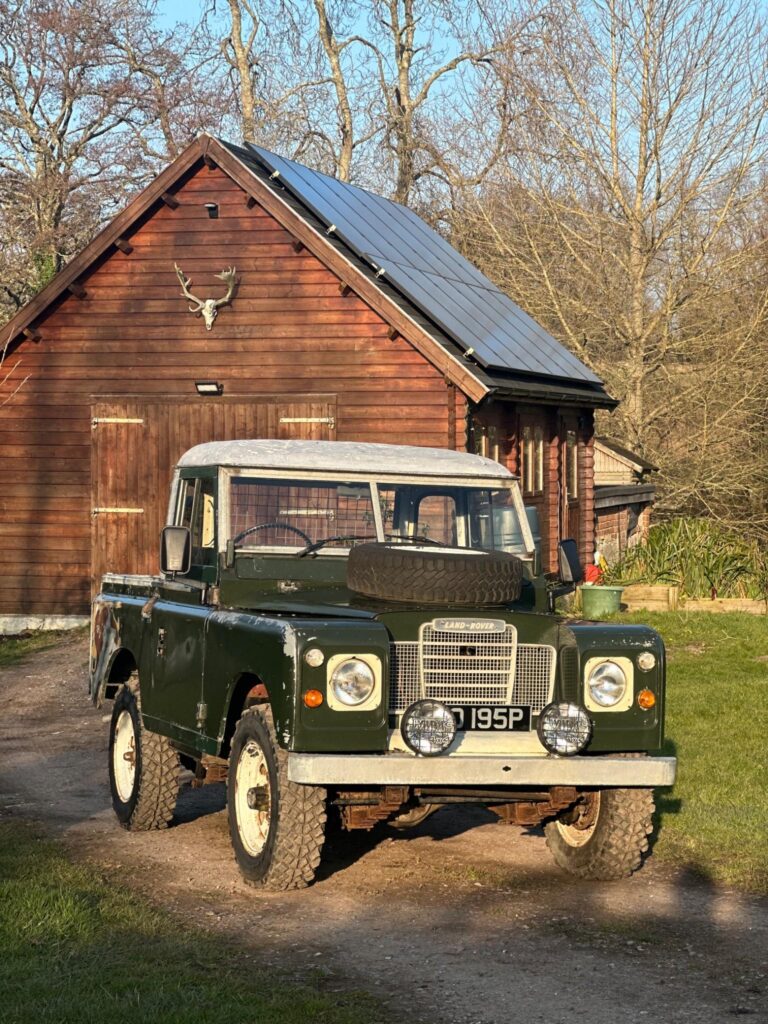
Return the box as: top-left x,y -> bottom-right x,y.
0,135 -> 613,626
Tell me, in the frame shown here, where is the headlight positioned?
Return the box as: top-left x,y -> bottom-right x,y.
537,702 -> 591,756
587,660 -> 627,707
330,658 -> 376,706
401,699 -> 457,756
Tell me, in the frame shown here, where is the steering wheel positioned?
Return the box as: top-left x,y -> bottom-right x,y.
232,522 -> 313,548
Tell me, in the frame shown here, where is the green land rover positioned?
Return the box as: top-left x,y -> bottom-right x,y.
90,440 -> 675,890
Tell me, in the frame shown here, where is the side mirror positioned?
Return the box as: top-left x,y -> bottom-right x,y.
558,538 -> 584,584
160,526 -> 191,576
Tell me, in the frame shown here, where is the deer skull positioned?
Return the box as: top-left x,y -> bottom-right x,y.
174,264 -> 238,330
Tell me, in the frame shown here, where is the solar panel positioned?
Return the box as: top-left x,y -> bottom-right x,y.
235,142 -> 602,385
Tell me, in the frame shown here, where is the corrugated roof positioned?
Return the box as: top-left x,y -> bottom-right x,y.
222,140 -> 603,387
595,437 -> 658,472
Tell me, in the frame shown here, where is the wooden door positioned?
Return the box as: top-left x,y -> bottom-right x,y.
91,396 -> 336,587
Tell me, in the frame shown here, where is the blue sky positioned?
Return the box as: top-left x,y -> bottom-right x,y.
155,0 -> 204,25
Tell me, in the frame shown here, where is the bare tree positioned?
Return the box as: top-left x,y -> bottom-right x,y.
452,0 -> 768,531
110,4 -> 228,162
0,0 -> 172,315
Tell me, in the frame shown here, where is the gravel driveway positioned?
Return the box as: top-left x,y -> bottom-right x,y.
1,634 -> 766,1024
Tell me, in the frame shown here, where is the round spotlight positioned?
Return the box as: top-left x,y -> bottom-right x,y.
401,699 -> 457,757
537,702 -> 591,756
637,651 -> 656,672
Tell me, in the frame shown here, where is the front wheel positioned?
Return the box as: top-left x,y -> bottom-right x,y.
108,683 -> 180,830
544,787 -> 655,880
227,706 -> 327,890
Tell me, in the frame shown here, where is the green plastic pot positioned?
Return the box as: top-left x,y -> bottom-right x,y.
580,584 -> 624,618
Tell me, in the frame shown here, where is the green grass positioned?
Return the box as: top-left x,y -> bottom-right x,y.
609,611 -> 768,893
0,820 -> 383,1024
0,628 -> 87,668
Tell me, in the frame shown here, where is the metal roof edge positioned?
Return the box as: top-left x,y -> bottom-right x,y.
488,379 -> 618,410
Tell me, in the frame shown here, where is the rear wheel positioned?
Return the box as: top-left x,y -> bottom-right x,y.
227,706 -> 327,890
544,787 -> 655,880
108,682 -> 180,830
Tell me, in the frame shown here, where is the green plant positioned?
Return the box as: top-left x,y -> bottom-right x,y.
609,519 -> 768,599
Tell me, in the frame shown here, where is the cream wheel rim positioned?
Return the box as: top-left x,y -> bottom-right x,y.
555,793 -> 600,847
235,739 -> 271,856
113,709 -> 137,803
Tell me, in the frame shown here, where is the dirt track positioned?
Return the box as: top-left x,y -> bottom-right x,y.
1,634 -> 766,1024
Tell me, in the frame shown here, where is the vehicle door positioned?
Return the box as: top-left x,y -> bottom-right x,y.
145,471 -> 217,745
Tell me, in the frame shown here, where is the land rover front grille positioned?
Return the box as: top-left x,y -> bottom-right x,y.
388,629 -> 556,715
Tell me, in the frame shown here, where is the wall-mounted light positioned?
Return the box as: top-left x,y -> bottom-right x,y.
195,381 -> 223,396
204,202 -> 218,219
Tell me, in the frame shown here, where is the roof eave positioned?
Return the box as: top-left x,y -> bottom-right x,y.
488,380 -> 618,410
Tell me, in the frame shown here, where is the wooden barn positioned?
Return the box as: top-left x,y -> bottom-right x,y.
0,134 -> 615,631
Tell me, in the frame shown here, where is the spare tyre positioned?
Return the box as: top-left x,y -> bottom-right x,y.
346,543 -> 524,606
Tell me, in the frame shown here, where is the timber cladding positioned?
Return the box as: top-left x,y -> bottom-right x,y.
0,142 -> 605,619
0,163 -> 461,616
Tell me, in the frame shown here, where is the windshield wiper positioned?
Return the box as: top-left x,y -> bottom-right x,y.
296,534 -> 376,558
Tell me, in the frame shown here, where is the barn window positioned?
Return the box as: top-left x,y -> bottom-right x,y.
520,425 -> 544,495
566,430 -> 579,499
473,423 -> 500,462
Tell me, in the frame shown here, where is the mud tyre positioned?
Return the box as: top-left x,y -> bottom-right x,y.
544,786 -> 655,881
109,682 -> 180,831
346,543 -> 524,605
227,706 -> 327,890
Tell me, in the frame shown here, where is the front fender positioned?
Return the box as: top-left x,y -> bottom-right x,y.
204,611 -> 300,752
89,599 -> 122,706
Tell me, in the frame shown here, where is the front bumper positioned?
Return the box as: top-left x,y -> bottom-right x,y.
288,752 -> 677,787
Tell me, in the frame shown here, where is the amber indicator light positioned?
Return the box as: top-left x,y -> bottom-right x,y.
637,689 -> 656,710
303,689 -> 324,708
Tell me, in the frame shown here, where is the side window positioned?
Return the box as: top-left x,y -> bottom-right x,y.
176,479 -> 195,528
415,495 -> 457,546
191,478 -> 216,565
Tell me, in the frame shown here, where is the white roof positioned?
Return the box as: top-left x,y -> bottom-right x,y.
177,439 -> 514,479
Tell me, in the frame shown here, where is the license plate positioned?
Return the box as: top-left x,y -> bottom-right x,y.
450,705 -> 531,731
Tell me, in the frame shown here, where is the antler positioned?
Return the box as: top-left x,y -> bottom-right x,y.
174,263 -> 205,312
213,266 -> 238,308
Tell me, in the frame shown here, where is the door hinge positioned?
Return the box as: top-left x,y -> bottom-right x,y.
156,628 -> 166,657
92,417 -> 144,430
92,507 -> 144,516
279,416 -> 335,429
195,702 -> 207,727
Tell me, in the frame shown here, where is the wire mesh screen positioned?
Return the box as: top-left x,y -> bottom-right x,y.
388,639 -> 556,715
229,478 -> 377,549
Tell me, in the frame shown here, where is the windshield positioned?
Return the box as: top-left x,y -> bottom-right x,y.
379,484 -> 529,553
229,477 -> 377,551
226,475 -> 531,557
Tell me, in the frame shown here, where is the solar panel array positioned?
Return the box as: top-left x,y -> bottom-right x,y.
235,142 -> 601,384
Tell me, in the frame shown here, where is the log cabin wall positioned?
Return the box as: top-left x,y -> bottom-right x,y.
471,403 -> 595,572
0,162 -> 464,617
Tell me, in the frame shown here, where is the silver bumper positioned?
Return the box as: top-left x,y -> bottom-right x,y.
287,753 -> 677,787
